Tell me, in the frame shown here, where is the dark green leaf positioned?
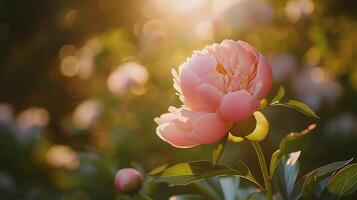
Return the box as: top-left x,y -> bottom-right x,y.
168,195 -> 205,200
291,159 -> 353,200
313,159 -> 353,179
269,124 -> 316,177
193,179 -> 224,200
290,178 -> 304,200
273,100 -> 319,118
323,163 -> 357,199
246,192 -> 266,200
273,154 -> 300,200
150,160 -> 262,190
271,86 -> 285,104
235,187 -> 265,200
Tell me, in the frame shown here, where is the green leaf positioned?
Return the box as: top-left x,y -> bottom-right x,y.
273,154 -> 300,200
194,179 -> 224,200
150,160 -> 262,190
269,124 -> 316,177
312,159 -> 353,179
323,163 -> 357,199
279,124 -> 316,154
246,192 -> 266,200
132,193 -> 153,200
236,187 -> 266,200
212,141 -> 226,167
147,164 -> 168,175
273,100 -> 319,118
270,150 -> 281,178
271,86 -> 285,104
290,158 -> 353,200
168,195 -> 205,200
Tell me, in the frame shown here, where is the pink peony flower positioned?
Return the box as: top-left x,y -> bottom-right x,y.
155,40 -> 272,148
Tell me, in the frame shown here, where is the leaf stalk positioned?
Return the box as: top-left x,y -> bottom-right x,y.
251,141 -> 273,200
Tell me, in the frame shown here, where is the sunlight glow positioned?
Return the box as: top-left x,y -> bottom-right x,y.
46,145 -> 79,170
195,20 -> 214,40
153,0 -> 207,13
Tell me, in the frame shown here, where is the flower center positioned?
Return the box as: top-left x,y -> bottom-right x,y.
216,63 -> 228,75
215,61 -> 258,94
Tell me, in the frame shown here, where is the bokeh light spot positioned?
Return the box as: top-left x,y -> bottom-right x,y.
61,56 -> 79,77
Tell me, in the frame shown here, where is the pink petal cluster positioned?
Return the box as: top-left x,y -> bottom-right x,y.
155,40 -> 272,148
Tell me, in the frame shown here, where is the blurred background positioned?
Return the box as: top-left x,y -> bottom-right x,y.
0,0 -> 356,199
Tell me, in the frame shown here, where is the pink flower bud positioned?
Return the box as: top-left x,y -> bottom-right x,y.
115,168 -> 142,194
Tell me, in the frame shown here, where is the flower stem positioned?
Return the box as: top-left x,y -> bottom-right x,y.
251,141 -> 273,200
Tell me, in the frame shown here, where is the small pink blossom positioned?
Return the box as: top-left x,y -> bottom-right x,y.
155,40 -> 272,148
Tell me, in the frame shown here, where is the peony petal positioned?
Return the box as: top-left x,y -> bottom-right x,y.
254,55 -> 272,99
180,68 -> 202,107
154,113 -> 176,125
187,55 -> 225,92
238,40 -> 259,59
237,43 -> 254,70
156,123 -> 199,148
189,113 -> 231,144
187,55 -> 217,80
197,83 -> 223,111
172,69 -> 182,94
218,91 -> 259,122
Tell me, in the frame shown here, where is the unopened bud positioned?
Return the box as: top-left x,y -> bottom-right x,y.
115,168 -> 142,194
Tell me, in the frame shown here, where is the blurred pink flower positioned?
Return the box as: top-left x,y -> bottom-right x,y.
107,62 -> 149,95
268,53 -> 297,82
155,40 -> 272,148
16,107 -> 49,131
214,0 -> 273,30
291,67 -> 340,109
72,99 -> 101,129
